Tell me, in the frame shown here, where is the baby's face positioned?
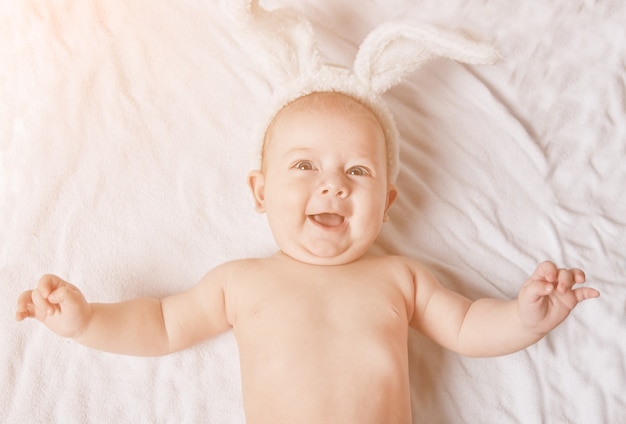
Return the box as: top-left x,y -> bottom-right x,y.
248,93 -> 397,265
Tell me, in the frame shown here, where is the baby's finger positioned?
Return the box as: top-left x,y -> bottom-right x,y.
556,268 -> 575,293
531,261 -> 558,283
47,284 -> 78,305
16,289 -> 33,309
522,277 -> 555,302
36,274 -> 65,297
556,268 -> 586,292
31,287 -> 55,316
15,290 -> 35,321
15,307 -> 32,321
571,268 -> 586,284
574,286 -> 600,303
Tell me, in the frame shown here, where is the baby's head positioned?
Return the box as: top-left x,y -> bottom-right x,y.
248,91 -> 398,265
256,88 -> 401,185
260,91 -> 399,182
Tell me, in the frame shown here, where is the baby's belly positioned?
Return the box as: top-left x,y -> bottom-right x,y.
235,321 -> 412,423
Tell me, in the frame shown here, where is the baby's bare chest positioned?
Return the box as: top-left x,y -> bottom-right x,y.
228,259 -> 415,421
228,259 -> 414,349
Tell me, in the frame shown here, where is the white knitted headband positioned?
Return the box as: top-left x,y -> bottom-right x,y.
224,0 -> 500,182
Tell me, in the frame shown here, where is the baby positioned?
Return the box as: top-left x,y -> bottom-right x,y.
16,91 -> 599,424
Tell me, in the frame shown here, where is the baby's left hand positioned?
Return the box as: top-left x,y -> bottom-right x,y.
517,261 -> 600,335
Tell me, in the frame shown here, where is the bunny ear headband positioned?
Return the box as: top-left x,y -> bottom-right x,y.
223,0 -> 500,182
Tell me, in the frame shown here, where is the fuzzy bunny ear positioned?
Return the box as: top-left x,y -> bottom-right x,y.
354,23 -> 501,94
223,0 -> 499,182
222,0 -> 322,81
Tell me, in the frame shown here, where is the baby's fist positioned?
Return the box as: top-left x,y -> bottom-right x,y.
16,275 -> 92,339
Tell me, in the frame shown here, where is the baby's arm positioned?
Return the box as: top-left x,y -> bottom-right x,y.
410,261 -> 600,357
15,266 -> 233,356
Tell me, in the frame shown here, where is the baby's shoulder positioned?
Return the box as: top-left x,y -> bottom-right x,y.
363,254 -> 427,274
363,254 -> 441,291
209,257 -> 271,277
210,256 -> 284,284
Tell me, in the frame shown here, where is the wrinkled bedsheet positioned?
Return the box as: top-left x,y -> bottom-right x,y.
1,1 -> 624,422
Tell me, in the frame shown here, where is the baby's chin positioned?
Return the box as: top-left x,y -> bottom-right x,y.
277,245 -> 369,266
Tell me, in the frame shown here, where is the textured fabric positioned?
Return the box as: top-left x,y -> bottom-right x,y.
1,1 -> 623,423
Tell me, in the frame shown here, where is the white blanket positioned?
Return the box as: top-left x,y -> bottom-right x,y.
2,0 -> 624,422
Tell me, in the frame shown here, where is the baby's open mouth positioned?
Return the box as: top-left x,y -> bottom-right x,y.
309,213 -> 345,227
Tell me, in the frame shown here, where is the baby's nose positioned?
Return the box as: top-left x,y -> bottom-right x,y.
321,186 -> 345,197
320,177 -> 348,198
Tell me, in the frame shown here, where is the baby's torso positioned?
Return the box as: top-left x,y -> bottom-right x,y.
223,254 -> 417,424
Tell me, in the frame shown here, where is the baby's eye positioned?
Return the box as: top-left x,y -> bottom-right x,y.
293,160 -> 315,171
346,166 -> 371,176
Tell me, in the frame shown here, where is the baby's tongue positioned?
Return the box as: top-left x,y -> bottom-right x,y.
311,213 -> 344,227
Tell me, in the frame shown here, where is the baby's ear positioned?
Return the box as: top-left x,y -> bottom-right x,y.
247,170 -> 266,213
383,184 -> 398,222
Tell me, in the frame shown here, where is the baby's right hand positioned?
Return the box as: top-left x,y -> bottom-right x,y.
16,274 -> 92,339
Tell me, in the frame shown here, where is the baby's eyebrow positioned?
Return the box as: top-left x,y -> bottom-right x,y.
282,147 -> 314,159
